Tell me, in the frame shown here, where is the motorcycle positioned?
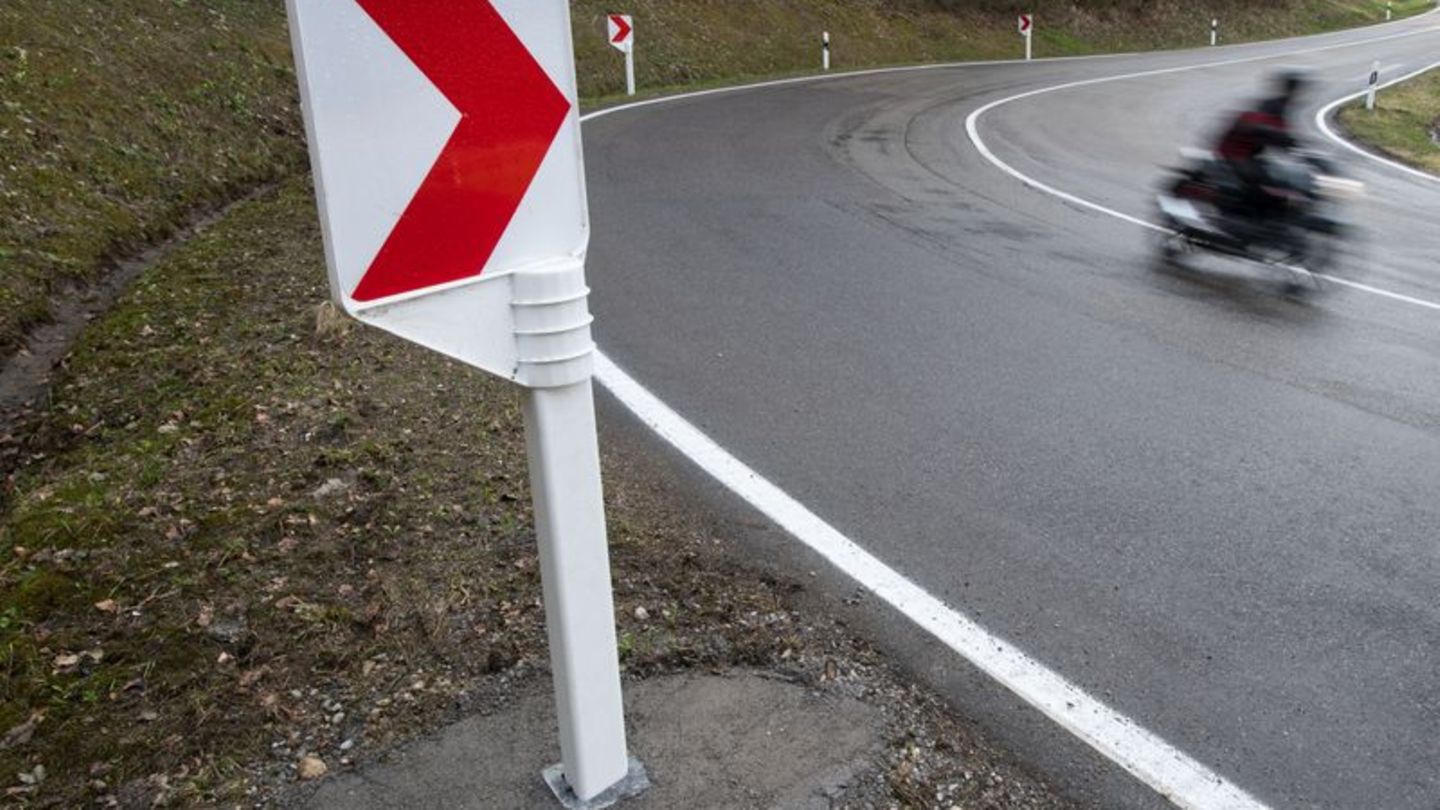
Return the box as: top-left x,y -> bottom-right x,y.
1153,147 -> 1365,295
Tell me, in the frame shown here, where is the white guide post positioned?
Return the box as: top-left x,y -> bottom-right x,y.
823,31 -> 830,71
1367,60 -> 1380,110
1211,18 -> 1218,46
284,1 -> 645,805
1019,15 -> 1033,61
625,46 -> 636,96
1387,2 -> 1393,20
608,14 -> 635,96
513,260 -> 634,805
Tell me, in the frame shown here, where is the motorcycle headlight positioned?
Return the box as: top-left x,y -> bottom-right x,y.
1315,175 -> 1366,201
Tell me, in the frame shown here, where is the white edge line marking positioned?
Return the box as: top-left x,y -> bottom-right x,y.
965,23 -> 1440,314
1315,60 -> 1440,183
591,352 -> 1267,810
576,14 -> 1437,809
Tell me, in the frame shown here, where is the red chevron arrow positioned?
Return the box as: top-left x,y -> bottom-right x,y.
609,14 -> 632,45
349,0 -> 571,302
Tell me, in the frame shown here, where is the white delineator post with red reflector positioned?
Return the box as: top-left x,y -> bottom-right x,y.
1019,14 -> 1033,61
284,0 -> 645,804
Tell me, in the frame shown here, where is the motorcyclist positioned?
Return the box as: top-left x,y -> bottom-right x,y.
1212,68 -> 1312,222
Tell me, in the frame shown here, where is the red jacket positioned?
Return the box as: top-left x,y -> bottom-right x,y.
1216,98 -> 1295,162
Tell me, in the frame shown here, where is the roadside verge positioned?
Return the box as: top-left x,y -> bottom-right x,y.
1318,62 -> 1440,181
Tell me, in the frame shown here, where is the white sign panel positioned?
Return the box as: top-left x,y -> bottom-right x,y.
286,0 -> 589,377
607,14 -> 633,53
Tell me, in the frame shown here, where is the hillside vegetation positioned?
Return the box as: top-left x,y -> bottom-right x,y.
0,0 -> 304,357
570,0 -> 1431,97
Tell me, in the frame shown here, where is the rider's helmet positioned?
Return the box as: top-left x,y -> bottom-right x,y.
1272,66 -> 1315,103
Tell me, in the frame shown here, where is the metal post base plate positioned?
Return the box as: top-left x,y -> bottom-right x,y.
542,757 -> 651,809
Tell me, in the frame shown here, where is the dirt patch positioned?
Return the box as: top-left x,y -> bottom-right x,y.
298,671 -> 1063,809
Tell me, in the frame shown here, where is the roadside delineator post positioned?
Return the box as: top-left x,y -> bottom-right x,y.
823,31 -> 831,71
608,14 -> 636,96
1019,14 -> 1033,61
1211,18 -> 1219,46
1386,2 -> 1393,21
284,1 -> 648,805
1367,60 -> 1381,110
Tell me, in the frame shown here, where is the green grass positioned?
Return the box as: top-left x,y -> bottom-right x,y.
0,0 -> 304,355
0,179 -> 537,804
1337,66 -> 1440,173
569,0 -> 1433,98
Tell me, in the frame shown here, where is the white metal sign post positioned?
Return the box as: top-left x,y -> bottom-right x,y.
1019,14 -> 1034,61
608,14 -> 635,96
822,31 -> 831,71
1211,18 -> 1219,46
284,0 -> 644,805
1367,60 -> 1381,110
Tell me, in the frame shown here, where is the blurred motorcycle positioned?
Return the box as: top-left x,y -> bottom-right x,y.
1154,147 -> 1365,295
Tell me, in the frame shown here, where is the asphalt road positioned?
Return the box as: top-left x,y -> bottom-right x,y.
584,13 -> 1440,809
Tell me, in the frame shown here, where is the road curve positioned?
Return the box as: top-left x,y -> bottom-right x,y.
583,13 -> 1440,809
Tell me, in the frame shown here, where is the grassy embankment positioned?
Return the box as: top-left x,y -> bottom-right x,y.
0,0 -> 303,358
569,0 -> 1434,99
0,0 -> 1434,805
1337,66 -> 1440,173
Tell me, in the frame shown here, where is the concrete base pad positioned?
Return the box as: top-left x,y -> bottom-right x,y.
542,757 -> 651,809
303,673 -> 884,809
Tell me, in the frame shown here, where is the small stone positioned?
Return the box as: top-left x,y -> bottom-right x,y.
205,616 -> 248,646
16,764 -> 44,785
338,739 -> 354,752
311,478 -> 350,499
633,606 -> 649,621
297,756 -> 328,780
